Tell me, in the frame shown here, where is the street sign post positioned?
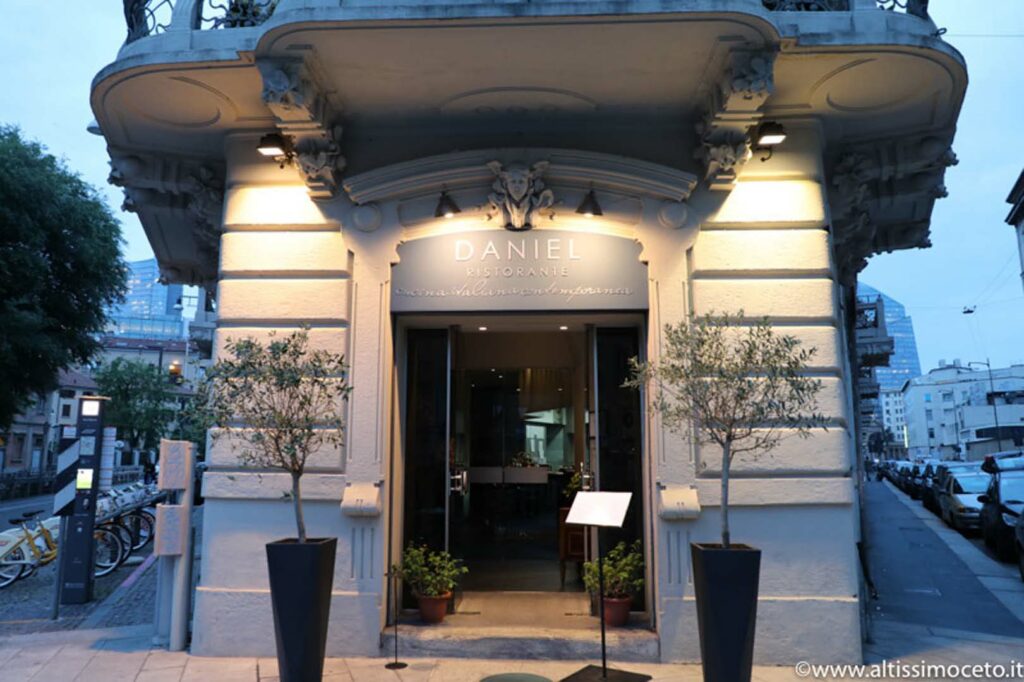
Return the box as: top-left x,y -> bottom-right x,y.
57,397 -> 107,605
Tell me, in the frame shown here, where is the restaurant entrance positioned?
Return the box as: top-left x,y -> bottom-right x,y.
398,315 -> 646,615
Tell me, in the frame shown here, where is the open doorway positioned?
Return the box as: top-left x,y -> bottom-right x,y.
397,314 -> 646,625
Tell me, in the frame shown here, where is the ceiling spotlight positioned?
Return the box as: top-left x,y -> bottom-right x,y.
435,190 -> 461,219
478,326 -> 488,331
575,189 -> 603,218
753,121 -> 787,162
559,325 -> 569,331
257,133 -> 288,157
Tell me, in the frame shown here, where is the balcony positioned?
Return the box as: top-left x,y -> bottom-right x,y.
120,0 -> 939,47
96,0 -> 965,287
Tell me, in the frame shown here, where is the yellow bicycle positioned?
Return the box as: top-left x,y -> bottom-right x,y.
0,510 -> 124,588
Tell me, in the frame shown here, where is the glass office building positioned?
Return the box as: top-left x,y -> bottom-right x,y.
107,259 -> 186,339
858,283 -> 922,392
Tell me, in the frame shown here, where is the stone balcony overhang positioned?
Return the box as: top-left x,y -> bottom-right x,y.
92,0 -> 966,286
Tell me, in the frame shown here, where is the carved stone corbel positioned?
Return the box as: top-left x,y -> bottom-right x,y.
695,50 -> 775,190
257,57 -> 345,199
107,150 -> 225,286
827,135 -> 955,285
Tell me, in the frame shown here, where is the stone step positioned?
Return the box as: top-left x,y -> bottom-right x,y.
381,623 -> 660,662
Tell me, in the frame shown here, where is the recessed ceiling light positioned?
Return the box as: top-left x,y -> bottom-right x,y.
490,368 -> 496,372
558,387 -> 563,392
559,325 -> 569,331
478,326 -> 488,331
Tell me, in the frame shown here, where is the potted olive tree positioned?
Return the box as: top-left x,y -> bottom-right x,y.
628,312 -> 824,682
392,544 -> 468,623
583,540 -> 644,627
203,330 -> 350,682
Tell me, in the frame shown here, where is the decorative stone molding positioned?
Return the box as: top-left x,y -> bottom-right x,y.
343,148 -> 697,206
828,135 -> 956,285
257,57 -> 345,199
485,161 -> 555,231
108,150 -> 225,285
695,50 -> 775,190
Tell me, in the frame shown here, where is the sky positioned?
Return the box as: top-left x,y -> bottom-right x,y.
0,2 -> 1022,373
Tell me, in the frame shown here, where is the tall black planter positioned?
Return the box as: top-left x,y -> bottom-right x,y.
690,543 -> 761,682
266,537 -> 337,682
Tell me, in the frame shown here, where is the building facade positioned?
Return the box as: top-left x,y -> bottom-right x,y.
902,362 -> 1024,461
91,0 -> 966,665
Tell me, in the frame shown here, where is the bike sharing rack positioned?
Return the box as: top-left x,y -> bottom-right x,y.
153,439 -> 196,651
52,396 -> 116,612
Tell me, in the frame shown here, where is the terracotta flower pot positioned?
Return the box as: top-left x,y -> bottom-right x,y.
417,592 -> 452,623
602,595 -> 632,627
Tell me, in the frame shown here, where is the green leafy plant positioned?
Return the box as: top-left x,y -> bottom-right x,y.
583,540 -> 644,599
0,126 -> 127,429
95,358 -> 174,452
627,311 -> 826,548
201,329 -> 350,542
562,467 -> 583,502
393,544 -> 468,598
510,451 -> 535,467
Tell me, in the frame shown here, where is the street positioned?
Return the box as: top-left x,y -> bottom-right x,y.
0,494 -> 54,522
863,478 -> 1024,666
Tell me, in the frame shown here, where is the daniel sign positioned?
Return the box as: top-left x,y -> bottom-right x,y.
391,230 -> 648,312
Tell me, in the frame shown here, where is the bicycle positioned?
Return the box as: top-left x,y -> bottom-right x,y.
0,510 -> 125,587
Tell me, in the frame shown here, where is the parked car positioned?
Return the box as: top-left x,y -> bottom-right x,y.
939,470 -> 989,532
979,458 -> 1024,562
903,463 -> 925,500
919,460 -> 942,512
933,461 -> 981,517
1015,514 -> 1024,582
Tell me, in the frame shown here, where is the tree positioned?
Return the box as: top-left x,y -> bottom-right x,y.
95,358 -> 175,453
627,311 -> 826,547
0,126 -> 127,428
201,330 -> 350,542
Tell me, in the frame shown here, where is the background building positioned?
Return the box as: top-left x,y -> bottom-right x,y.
0,369 -> 98,474
1007,169 -> 1024,295
857,283 -> 921,458
902,361 -> 1024,461
854,293 -> 895,459
857,283 -> 922,391
107,258 -> 188,339
879,387 -> 908,457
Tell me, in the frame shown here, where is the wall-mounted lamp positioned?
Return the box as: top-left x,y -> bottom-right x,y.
575,189 -> 603,218
435,190 -> 461,219
753,121 -> 787,162
257,133 -> 294,168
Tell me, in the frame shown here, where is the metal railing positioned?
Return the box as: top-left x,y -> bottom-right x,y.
763,0 -> 929,18
762,0 -> 850,10
124,0 -> 278,43
123,0 -> 932,44
0,469 -> 56,501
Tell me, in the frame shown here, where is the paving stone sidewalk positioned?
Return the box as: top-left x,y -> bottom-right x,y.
4,622 -> 1024,682
0,623 -> 766,682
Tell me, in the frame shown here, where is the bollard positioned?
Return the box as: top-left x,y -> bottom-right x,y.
153,439 -> 195,651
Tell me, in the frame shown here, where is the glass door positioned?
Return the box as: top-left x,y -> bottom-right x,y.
401,328 -> 452,607
590,327 -> 646,609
